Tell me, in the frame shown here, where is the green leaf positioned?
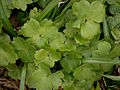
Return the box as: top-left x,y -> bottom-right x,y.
0,33 -> 11,43
72,19 -> 84,28
49,71 -> 64,89
64,22 -> 79,38
110,46 -> 120,58
74,34 -> 90,45
19,18 -> 40,37
109,4 -> 120,15
27,35 -> 48,49
26,63 -> 51,89
72,0 -> 105,23
111,28 -> 120,41
34,48 -> 61,67
11,37 -> 35,63
107,15 -> 120,30
0,41 -> 18,66
72,0 -> 90,20
107,0 -> 120,4
7,64 -> 21,80
81,20 -> 100,40
63,39 -> 77,51
73,65 -> 98,89
63,81 -> 76,90
20,19 -> 59,49
38,19 -> 59,41
92,41 -> 111,57
73,65 -> 97,81
50,33 -> 66,51
103,75 -> 120,81
87,1 -> 105,23
60,55 -> 80,73
64,9 -> 76,23
77,45 -> 96,58
26,63 -> 63,90
97,41 -> 111,52
29,7 -> 42,18
12,0 -> 32,11
50,32 -> 76,51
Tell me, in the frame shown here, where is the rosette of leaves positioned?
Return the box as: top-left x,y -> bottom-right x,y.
64,0 -> 105,45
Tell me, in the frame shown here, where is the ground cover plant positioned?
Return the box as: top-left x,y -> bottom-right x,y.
0,0 -> 120,90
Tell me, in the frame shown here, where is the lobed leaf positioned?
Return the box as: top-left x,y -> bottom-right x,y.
11,37 -> 35,63
12,0 -> 33,11
81,20 -> 100,40
0,41 -> 18,66
34,48 -> 61,67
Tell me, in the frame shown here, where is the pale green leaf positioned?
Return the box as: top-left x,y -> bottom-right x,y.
12,0 -> 33,11
34,48 -> 61,67
20,19 -> 59,49
19,18 -> 40,37
81,20 -> 100,40
39,19 -> 59,41
74,34 -> 90,45
87,1 -> 105,23
72,0 -> 105,23
27,35 -> 48,49
29,7 -> 42,18
50,33 -> 66,51
72,0 -> 90,20
59,39 -> 77,51
50,33 -> 76,51
26,64 -> 63,90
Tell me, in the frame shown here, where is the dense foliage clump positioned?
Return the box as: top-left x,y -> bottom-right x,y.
0,0 -> 120,90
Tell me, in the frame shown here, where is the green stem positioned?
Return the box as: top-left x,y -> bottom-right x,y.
0,0 -> 17,36
36,0 -> 61,22
20,64 -> 27,90
83,58 -> 120,64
